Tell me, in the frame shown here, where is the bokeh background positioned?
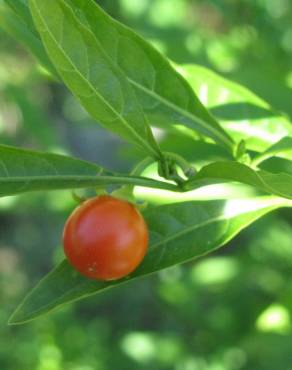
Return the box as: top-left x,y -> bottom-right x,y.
1,1 -> 292,369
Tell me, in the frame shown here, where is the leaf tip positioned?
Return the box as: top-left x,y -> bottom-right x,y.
7,309 -> 29,326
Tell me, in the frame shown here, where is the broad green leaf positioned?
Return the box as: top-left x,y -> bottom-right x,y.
29,0 -> 161,159
185,161 -> 292,200
3,0 -> 233,151
0,145 -> 178,196
2,0 -> 233,152
178,64 -> 292,152
252,137 -> 292,166
0,1 -> 56,76
5,0 -> 38,35
9,196 -> 286,324
55,0 -> 233,151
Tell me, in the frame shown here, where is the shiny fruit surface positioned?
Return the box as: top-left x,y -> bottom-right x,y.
63,195 -> 148,280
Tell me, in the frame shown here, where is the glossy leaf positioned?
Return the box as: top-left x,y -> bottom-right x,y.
48,0 -> 233,151
178,64 -> 292,152
9,196 -> 286,324
29,0 -> 161,158
185,161 -> 292,200
0,145 -> 178,196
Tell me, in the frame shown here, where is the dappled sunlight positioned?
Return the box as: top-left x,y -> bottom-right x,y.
119,0 -> 149,18
190,257 -> 239,286
223,120 -> 288,145
120,332 -> 157,364
120,332 -> 183,366
36,344 -> 62,370
256,304 -> 291,334
1,0 -> 292,369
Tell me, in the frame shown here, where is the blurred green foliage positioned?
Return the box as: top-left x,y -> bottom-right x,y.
1,0 -> 292,369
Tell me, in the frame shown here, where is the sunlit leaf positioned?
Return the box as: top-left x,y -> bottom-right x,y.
185,161 -> 292,200
178,64 -> 292,151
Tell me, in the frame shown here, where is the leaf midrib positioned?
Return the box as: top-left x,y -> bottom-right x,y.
0,174 -> 179,191
129,78 -> 233,150
27,0 -> 233,151
30,0 -> 158,158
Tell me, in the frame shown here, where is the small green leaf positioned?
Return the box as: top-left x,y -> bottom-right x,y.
28,0 -> 161,158
185,161 -> 292,200
179,64 -> 292,152
0,145 -> 178,196
9,196 -> 286,324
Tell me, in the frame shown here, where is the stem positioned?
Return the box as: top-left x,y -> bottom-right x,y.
127,157 -> 155,191
111,157 -> 157,201
163,152 -> 196,177
103,174 -> 181,192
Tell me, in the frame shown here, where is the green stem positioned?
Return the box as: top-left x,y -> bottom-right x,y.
111,157 -> 157,201
106,174 -> 180,192
163,152 -> 196,177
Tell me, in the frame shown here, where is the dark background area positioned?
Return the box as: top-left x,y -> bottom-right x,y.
1,1 -> 292,369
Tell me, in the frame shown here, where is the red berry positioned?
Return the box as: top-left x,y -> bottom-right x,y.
63,195 -> 148,280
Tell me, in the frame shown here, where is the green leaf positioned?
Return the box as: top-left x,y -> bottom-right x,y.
49,0 -> 233,151
0,1 -> 56,76
0,145 -> 178,196
185,161 -> 292,200
2,0 -> 234,151
5,0 -> 38,34
252,137 -> 292,166
9,196 -> 286,324
178,64 -> 292,152
28,0 -> 161,159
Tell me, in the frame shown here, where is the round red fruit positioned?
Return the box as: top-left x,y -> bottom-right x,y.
63,195 -> 148,280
